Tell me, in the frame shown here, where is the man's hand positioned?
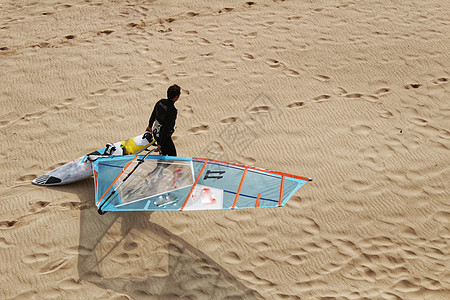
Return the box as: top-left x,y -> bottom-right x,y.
155,145 -> 162,152
143,131 -> 153,142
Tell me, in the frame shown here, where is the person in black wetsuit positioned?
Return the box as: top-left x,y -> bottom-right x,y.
145,84 -> 180,156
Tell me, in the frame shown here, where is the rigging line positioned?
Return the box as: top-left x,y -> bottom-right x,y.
232,167 -> 248,209
255,193 -> 261,208
278,175 -> 285,207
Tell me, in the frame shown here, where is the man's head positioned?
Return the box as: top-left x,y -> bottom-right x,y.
167,84 -> 181,102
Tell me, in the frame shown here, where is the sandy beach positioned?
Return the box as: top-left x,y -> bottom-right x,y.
1,0 -> 449,298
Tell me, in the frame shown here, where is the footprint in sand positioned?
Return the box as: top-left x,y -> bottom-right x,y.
20,111 -> 46,123
186,12 -> 199,17
117,75 -> 133,82
61,98 -> 75,105
98,30 -> 114,36
187,124 -> 210,134
239,155 -> 257,164
238,270 -> 273,285
242,53 -> 255,60
0,220 -> 17,229
219,7 -> 234,13
57,278 -> 81,291
200,52 -> 214,57
201,71 -> 216,77
171,56 -> 187,65
248,105 -> 271,114
287,15 -> 303,21
344,93 -> 364,99
274,26 -> 290,33
265,58 -> 285,69
283,68 -> 300,77
220,39 -> 235,49
13,97 -> 76,126
140,82 -> 155,91
181,105 -> 194,118
350,124 -> 372,135
22,253 -> 50,264
148,59 -> 163,69
175,71 -> 188,77
205,24 -> 220,32
197,37 -> 212,45
223,251 -> 241,264
63,245 -> 92,256
226,60 -> 239,70
404,83 -> 422,90
39,257 -> 74,275
220,116 -> 237,124
262,20 -> 276,27
267,45 -> 288,52
59,201 -> 85,210
287,101 -> 305,109
243,31 -> 258,38
29,200 -> 50,213
409,117 -> 428,126
147,69 -> 165,76
286,254 -> 304,266
203,141 -> 224,155
79,101 -> 98,110
89,88 -> 108,96
55,4 -> 72,10
374,87 -> 391,95
0,119 -> 11,127
431,77 -> 448,85
313,74 -> 331,82
124,241 -> 138,252
378,108 -> 394,119
312,94 -> 331,102
145,72 -> 169,84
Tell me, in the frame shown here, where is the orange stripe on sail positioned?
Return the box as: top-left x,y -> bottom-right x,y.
192,157 -> 309,181
94,170 -> 98,197
278,175 -> 285,207
96,156 -> 138,205
180,160 -> 209,211
255,193 -> 261,208
232,167 -> 248,209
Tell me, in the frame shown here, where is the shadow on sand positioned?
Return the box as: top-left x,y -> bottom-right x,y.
58,178 -> 258,299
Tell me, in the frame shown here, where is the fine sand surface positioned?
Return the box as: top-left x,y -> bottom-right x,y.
1,0 -> 449,299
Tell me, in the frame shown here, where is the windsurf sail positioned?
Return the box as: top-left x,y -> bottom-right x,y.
93,155 -> 311,212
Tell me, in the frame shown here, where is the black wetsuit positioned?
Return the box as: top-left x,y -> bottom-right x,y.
148,98 -> 177,156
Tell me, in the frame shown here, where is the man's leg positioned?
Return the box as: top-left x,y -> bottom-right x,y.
161,137 -> 177,156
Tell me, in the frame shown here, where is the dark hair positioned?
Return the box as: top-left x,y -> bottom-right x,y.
167,84 -> 181,100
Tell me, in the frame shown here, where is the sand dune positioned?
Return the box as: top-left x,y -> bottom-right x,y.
1,0 -> 449,299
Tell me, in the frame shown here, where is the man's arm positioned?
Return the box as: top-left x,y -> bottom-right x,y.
146,102 -> 158,131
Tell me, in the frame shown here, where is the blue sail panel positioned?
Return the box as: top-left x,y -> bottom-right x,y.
93,156 -> 310,212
